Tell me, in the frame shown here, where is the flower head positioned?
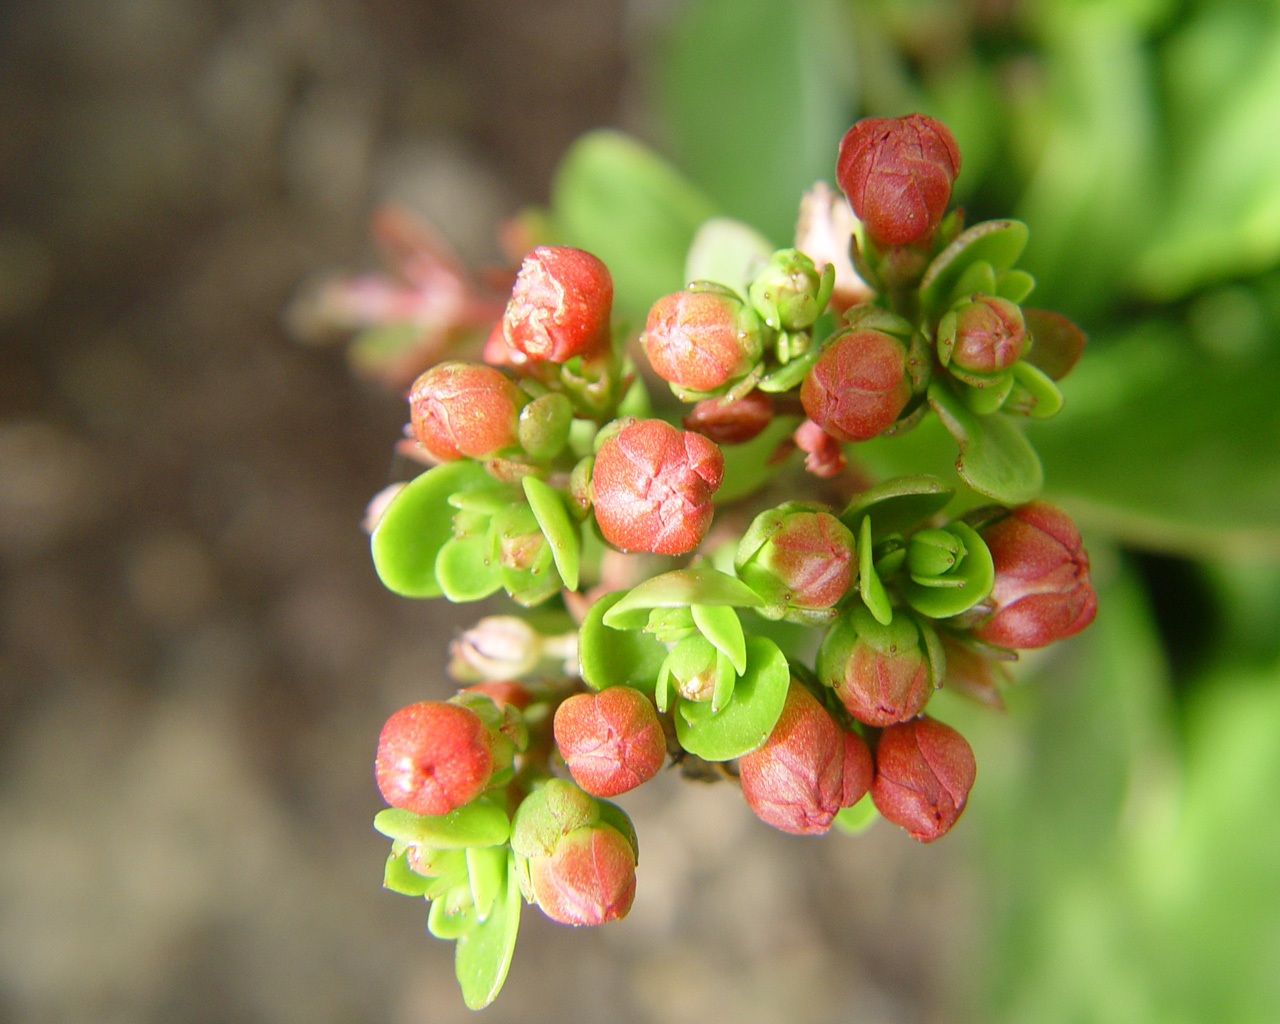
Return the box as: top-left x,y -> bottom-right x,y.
801,329 -> 912,442
374,701 -> 494,816
871,716 -> 975,842
817,605 -> 935,727
503,246 -> 613,363
408,360 -> 523,461
642,286 -> 763,394
554,686 -> 666,798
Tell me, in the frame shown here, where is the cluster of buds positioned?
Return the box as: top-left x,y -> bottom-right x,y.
351,114 -> 1101,1008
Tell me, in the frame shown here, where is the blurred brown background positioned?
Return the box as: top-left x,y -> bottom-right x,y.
0,2 -> 970,1021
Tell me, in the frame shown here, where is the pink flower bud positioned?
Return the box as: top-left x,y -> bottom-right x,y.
940,294 -> 1026,378
591,419 -> 724,555
736,504 -> 855,614
554,686 -> 666,798
739,680 -> 873,835
871,716 -> 976,843
800,329 -> 912,442
408,360 -> 523,461
374,701 -> 494,816
817,606 -> 935,727
503,246 -> 613,363
527,823 -> 637,926
972,502 -> 1097,649
792,419 -> 847,478
794,181 -> 873,313
682,390 -> 774,445
642,287 -> 763,394
836,114 -> 961,247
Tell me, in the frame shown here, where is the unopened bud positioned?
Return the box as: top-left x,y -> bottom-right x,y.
748,249 -> 835,331
972,502 -> 1097,649
527,823 -> 637,926
836,114 -> 961,247
642,285 -> 764,394
591,419 -> 723,555
871,716 -> 976,843
449,616 -> 544,681
938,294 -> 1026,381
503,246 -> 613,363
817,605 -> 935,726
408,361 -> 523,461
736,503 -> 856,616
801,329 -> 912,441
554,686 -> 665,797
374,701 -> 494,816
683,390 -> 774,445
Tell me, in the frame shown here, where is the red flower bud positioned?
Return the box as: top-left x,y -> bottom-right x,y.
836,114 -> 961,247
554,686 -> 666,797
871,716 -> 976,843
940,294 -> 1026,378
736,504 -> 856,614
792,419 -> 847,478
527,823 -> 637,926
374,701 -> 494,816
972,502 -> 1097,649
739,680 -> 873,835
817,606 -> 935,727
459,680 -> 534,712
682,390 -> 774,445
408,360 -> 523,461
642,287 -> 763,394
591,419 -> 724,555
503,246 -> 613,363
800,329 -> 912,442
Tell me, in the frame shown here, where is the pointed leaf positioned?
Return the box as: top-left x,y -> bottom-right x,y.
522,475 -> 580,590
691,603 -> 747,674
603,568 -> 763,627
466,844 -> 509,923
455,851 -> 522,1010
858,516 -> 893,626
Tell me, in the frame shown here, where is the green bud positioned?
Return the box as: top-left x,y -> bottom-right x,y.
510,778 -> 599,859
517,392 -> 574,459
748,248 -> 835,331
906,528 -> 966,581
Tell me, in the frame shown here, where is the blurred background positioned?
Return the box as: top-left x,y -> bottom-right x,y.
3,1 -> 1279,1022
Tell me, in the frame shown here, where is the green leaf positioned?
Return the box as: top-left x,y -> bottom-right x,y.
684,217 -> 775,292
1007,361 -> 1064,420
373,799 -> 511,850
674,636 -> 789,760
691,603 -> 747,674
466,844 -> 508,923
382,850 -> 438,898
455,851 -> 522,1010
603,568 -> 763,627
920,220 -> 1029,323
522,475 -> 579,590
839,474 -> 955,539
428,883 -> 478,940
901,521 -> 994,619
996,269 -> 1036,304
371,461 -> 493,598
928,380 -> 1044,505
858,516 -> 893,627
578,591 -> 669,692
549,130 -> 717,324
435,534 -> 503,603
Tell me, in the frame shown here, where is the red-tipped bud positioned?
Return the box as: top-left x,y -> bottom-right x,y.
554,686 -> 666,797
503,246 -> 613,363
800,329 -> 912,441
836,114 -> 961,247
642,286 -> 763,394
683,390 -> 774,445
739,680 -> 873,835
871,716 -> 976,843
939,294 -> 1026,379
736,504 -> 856,615
817,606 -> 935,727
527,824 -> 637,926
408,360 -> 523,461
591,419 -> 724,555
374,701 -> 494,816
972,502 -> 1097,649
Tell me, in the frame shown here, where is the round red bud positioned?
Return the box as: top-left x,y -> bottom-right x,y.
503,246 -> 613,363
871,716 -> 976,843
801,329 -> 912,442
591,419 -> 724,555
972,501 -> 1097,649
642,287 -> 763,394
836,114 -> 961,247
554,686 -> 665,798
736,505 -> 855,613
374,701 -> 494,816
682,390 -> 774,445
408,361 -> 522,461
528,824 -> 637,926
941,294 -> 1026,378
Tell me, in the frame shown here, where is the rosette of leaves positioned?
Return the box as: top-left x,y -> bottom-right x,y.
577,567 -> 791,760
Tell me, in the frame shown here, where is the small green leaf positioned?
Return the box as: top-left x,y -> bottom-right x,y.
578,592 -> 669,692
383,850 -> 438,898
691,603 -> 747,674
928,380 -> 1044,505
373,799 -> 511,850
920,220 -> 1029,323
711,648 -> 737,713
428,883 -> 478,940
833,796 -> 879,835
858,516 -> 893,627
996,269 -> 1036,304
522,476 -> 580,590
603,568 -> 763,627
435,534 -> 503,603
950,259 -> 998,305
371,461 -> 493,598
455,851 -> 522,1010
466,845 -> 508,923
1007,360 -> 1065,419
958,371 -> 1016,416
839,475 -> 954,539
684,216 -> 774,292
674,636 -> 789,760
757,348 -> 820,393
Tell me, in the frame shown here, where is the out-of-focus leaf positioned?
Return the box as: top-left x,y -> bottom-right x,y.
373,799 -> 511,850
549,130 -> 717,325
684,217 -> 775,293
656,0 -> 852,244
